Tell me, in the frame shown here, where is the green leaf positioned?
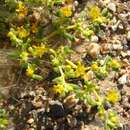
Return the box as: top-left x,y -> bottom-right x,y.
64,83 -> 78,93
32,74 -> 43,80
63,32 -> 76,42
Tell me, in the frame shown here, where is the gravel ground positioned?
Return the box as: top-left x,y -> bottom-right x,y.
0,0 -> 130,130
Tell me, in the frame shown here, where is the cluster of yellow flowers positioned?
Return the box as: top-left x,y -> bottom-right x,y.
26,64 -> 35,77
88,5 -> 107,23
28,44 -> 47,58
16,1 -> 28,18
106,89 -> 121,104
60,5 -> 72,17
75,61 -> 87,77
91,63 -> 99,71
17,26 -> 29,39
109,59 -> 121,70
53,84 -> 64,94
19,44 -> 47,78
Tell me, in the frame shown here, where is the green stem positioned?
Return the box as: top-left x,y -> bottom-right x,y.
93,90 -> 101,102
38,24 -> 77,42
59,66 -> 66,85
66,24 -> 77,30
66,59 -> 77,69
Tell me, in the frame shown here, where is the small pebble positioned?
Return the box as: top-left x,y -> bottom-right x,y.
118,74 -> 128,85
87,43 -> 101,59
64,94 -> 79,109
91,35 -> 99,42
120,90 -> 126,95
121,51 -> 127,57
118,24 -> 124,30
111,20 -> 120,32
101,43 -> 112,54
104,101 -> 111,110
107,3 -> 116,12
32,100 -> 43,108
29,91 -> 36,97
127,31 -> 130,41
74,1 -> 79,6
28,128 -> 35,130
113,44 -> 123,51
127,51 -> 130,56
27,118 -> 34,124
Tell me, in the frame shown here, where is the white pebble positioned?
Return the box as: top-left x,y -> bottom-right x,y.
127,31 -> 130,41
108,3 -> 116,12
118,74 -> 128,85
91,35 -> 99,42
113,44 -> 123,50
27,118 -> 34,124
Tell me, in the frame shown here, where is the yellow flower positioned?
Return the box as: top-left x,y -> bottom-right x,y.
88,5 -> 107,23
75,61 -> 87,77
20,51 -> 29,62
16,1 -> 28,18
91,63 -> 99,71
7,31 -> 14,38
60,6 -> 72,17
53,84 -> 64,94
88,5 -> 101,20
26,64 -> 35,77
28,44 -> 47,58
109,59 -> 121,70
94,16 -> 107,23
17,26 -> 29,38
106,89 -> 121,104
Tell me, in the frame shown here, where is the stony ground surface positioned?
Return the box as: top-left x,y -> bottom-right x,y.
0,0 -> 130,130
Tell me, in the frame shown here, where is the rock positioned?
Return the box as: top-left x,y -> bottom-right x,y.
28,128 -> 35,130
120,89 -> 126,95
100,0 -> 110,5
107,3 -> 116,12
84,70 -> 94,80
74,1 -> 79,7
49,101 -> 65,118
127,51 -> 130,56
104,101 -> 111,110
121,51 -> 127,57
32,101 -> 43,108
27,118 -> 34,124
113,44 -> 123,51
91,35 -> 99,42
127,31 -> 130,41
123,86 -> 130,96
111,21 -> 120,32
29,91 -> 36,97
67,115 -> 77,127
118,23 -> 124,30
87,43 -> 101,59
118,74 -> 129,85
101,43 -> 112,54
64,94 -> 79,109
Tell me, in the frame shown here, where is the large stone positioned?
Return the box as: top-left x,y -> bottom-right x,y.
87,43 -> 101,59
